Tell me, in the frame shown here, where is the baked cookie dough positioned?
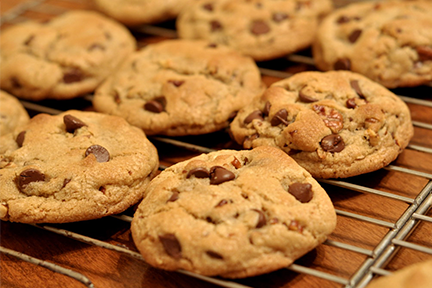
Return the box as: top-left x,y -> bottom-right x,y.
312,0 -> 432,88
0,10 -> 136,101
92,0 -> 193,27
0,91 -> 29,136
229,71 -> 414,179
93,39 -> 265,136
0,110 -> 159,223
131,146 -> 336,278
176,0 -> 333,61
366,259 -> 432,288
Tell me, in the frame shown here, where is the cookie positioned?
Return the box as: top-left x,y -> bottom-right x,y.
0,110 -> 159,223
0,90 -> 29,136
366,259 -> 432,288
312,0 -> 432,88
176,0 -> 333,61
229,71 -> 414,179
131,146 -> 336,278
92,39 -> 265,136
0,10 -> 136,101
92,0 -> 193,27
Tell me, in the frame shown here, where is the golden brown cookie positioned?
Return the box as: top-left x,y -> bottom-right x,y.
0,90 -> 29,136
131,146 -> 336,278
230,71 -> 414,178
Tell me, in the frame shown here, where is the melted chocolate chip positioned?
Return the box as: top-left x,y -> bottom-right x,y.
63,114 -> 87,133
63,68 -> 83,83
252,209 -> 266,228
334,58 -> 351,70
349,29 -> 362,43
144,96 -> 166,113
159,234 -> 182,259
206,251 -> 223,259
209,166 -> 235,185
350,80 -> 365,98
168,80 -> 184,87
17,168 -> 45,190
187,167 -> 210,179
270,109 -> 289,126
244,110 -> 263,124
263,101 -> 271,116
299,88 -> 318,103
321,134 -> 345,153
210,20 -> 222,31
417,46 -> 432,62
16,131 -> 26,147
215,199 -> 228,207
62,178 -> 71,188
272,12 -> 288,23
346,98 -> 357,109
288,183 -> 313,203
85,145 -> 110,162
250,20 -> 270,35
167,191 -> 179,202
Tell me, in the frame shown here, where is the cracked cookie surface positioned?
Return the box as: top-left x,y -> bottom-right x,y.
0,91 -> 29,136
0,10 -> 136,100
92,39 -> 265,136
176,0 -> 333,61
93,0 -> 195,27
312,0 -> 432,88
0,110 -> 159,223
229,71 -> 414,179
131,146 -> 336,278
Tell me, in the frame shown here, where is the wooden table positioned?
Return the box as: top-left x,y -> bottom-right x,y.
1,1 -> 432,288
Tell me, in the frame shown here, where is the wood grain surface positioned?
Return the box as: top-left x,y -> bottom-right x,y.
1,1 -> 431,288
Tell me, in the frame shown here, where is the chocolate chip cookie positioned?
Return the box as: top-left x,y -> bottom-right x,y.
93,39 -> 265,136
0,91 -> 29,136
229,71 -> 414,179
176,0 -> 333,61
131,146 -> 336,278
0,110 -> 159,223
92,0 -> 193,27
0,10 -> 136,101
312,0 -> 432,88
366,259 -> 432,288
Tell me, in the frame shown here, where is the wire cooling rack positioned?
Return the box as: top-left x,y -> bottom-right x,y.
1,1 -> 431,288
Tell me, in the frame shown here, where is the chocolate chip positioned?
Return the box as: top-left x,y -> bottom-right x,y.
62,178 -> 71,188
263,101 -> 271,116
350,80 -> 365,98
231,157 -> 241,169
252,209 -> 266,228
228,111 -> 238,122
288,183 -> 313,203
250,20 -> 270,35
299,88 -> 318,103
206,251 -> 223,259
167,191 -> 179,202
24,35 -> 34,46
63,114 -> 87,133
88,43 -> 105,51
215,199 -> 228,207
202,3 -> 213,11
209,166 -> 235,185
144,96 -> 166,113
272,12 -> 288,23
159,234 -> 182,259
417,46 -> 432,62
99,186 -> 106,193
336,15 -> 350,24
321,134 -> 345,153
210,20 -> 222,31
168,80 -> 184,87
17,168 -> 45,190
63,68 -> 83,83
187,167 -> 210,178
334,58 -> 351,70
346,98 -> 357,109
207,43 -> 218,48
244,110 -> 263,124
348,29 -> 362,43
85,145 -> 110,162
16,131 -> 26,147
270,109 -> 289,126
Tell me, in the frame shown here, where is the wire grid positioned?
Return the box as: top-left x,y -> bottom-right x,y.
1,1 -> 432,288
